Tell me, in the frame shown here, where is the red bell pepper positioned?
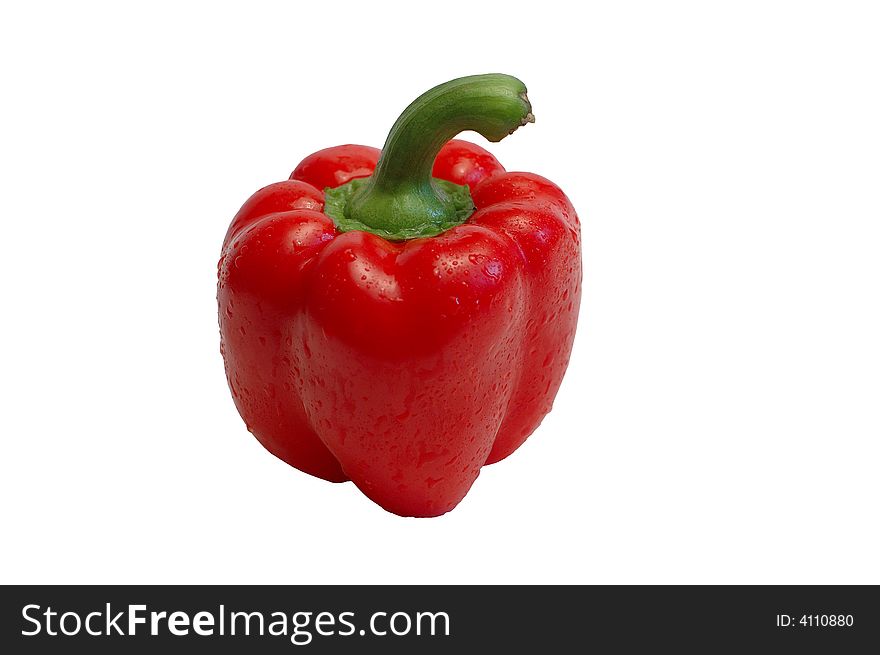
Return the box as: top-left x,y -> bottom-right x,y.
218,74 -> 581,517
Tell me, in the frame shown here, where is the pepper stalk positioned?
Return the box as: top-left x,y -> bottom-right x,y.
323,74 -> 534,240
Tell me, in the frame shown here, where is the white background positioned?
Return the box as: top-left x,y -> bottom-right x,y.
1,1 -> 878,584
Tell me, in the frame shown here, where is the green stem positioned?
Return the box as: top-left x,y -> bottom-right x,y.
342,74 -> 533,237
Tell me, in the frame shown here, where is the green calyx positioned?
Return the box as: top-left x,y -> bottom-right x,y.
323,73 -> 534,241
324,177 -> 474,240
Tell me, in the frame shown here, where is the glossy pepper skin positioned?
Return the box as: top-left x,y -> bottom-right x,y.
218,75 -> 581,517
